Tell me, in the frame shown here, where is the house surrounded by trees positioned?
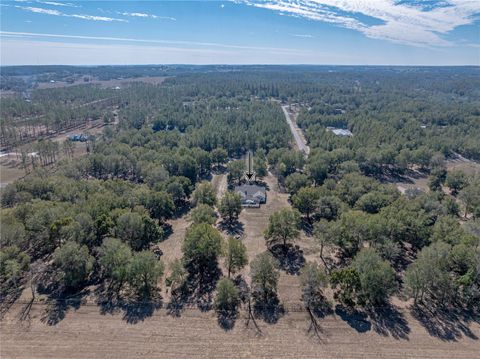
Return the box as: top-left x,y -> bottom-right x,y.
234,184 -> 266,207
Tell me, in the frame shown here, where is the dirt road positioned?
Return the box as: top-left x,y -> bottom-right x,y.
281,105 -> 310,156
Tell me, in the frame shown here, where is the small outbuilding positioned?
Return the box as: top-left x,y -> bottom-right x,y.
234,184 -> 266,207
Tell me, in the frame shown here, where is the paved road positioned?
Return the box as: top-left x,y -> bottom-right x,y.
281,105 -> 310,156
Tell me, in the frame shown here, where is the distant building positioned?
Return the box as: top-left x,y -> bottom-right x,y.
234,184 -> 266,207
327,127 -> 353,137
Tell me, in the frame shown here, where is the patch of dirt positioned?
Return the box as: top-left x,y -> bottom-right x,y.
1,300 -> 479,359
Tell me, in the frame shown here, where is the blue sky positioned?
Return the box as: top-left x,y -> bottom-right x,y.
1,0 -> 479,65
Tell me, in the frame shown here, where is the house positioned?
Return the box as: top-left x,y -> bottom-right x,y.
326,127 -> 353,137
234,184 -> 266,207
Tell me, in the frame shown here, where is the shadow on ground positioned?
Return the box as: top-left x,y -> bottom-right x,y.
270,244 -> 305,275
218,220 -> 245,237
254,295 -> 285,324
96,284 -> 163,324
335,305 -> 371,333
367,304 -> 410,340
411,304 -> 479,341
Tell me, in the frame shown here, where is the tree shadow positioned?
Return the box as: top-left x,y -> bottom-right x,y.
217,308 -> 238,331
166,286 -> 190,317
161,223 -> 174,241
367,304 -> 410,340
40,289 -> 89,326
299,219 -> 313,236
167,261 -> 221,316
0,284 -> 25,320
253,295 -> 285,324
95,283 -> 163,324
269,244 -> 306,275
411,304 -> 479,341
122,296 -> 162,324
335,305 -> 371,333
173,203 -> 192,219
217,220 -> 245,237
310,296 -> 334,319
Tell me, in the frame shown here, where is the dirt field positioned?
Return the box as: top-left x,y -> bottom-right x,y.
447,154 -> 480,176
1,297 -> 479,359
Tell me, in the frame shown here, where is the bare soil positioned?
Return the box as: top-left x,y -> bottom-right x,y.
1,300 -> 478,359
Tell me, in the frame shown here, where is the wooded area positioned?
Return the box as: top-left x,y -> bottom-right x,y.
1,66 -> 479,342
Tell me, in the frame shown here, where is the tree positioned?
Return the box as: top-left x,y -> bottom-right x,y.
147,191 -> 175,224
128,250 -> 164,297
428,167 -> 446,192
264,208 -> 300,250
292,187 -> 319,220
306,157 -> 328,185
227,160 -> 246,184
211,148 -> 228,169
115,212 -> 145,249
330,211 -> 373,257
98,238 -> 132,293
404,242 -> 453,305
459,181 -> 480,219
182,223 -> 224,274
317,195 -> 343,221
285,173 -> 311,195
115,212 -> 163,251
445,170 -> 468,195
219,191 -> 242,223
224,237 -> 248,278
300,262 -> 328,309
53,241 -> 94,290
352,248 -> 397,305
313,219 -> 334,272
0,246 -> 30,288
166,181 -> 186,206
250,252 -> 279,304
215,278 -> 240,312
330,267 -> 361,308
192,182 -> 217,207
165,259 -> 187,292
254,152 -> 268,178
190,204 -> 217,225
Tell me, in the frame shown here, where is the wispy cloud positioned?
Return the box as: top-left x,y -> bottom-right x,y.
18,6 -> 62,16
0,31 -> 310,54
15,5 -> 127,22
37,1 -> 80,7
291,33 -> 313,38
119,12 -> 176,21
240,0 -> 480,47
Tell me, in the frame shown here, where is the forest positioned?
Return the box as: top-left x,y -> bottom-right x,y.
1,66 -> 479,332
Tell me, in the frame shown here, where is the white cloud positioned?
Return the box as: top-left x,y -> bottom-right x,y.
292,33 -> 314,38
15,5 -> 127,22
119,12 -> 176,21
241,0 -> 480,47
37,1 -> 80,7
19,6 -> 62,16
0,31 -> 308,54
